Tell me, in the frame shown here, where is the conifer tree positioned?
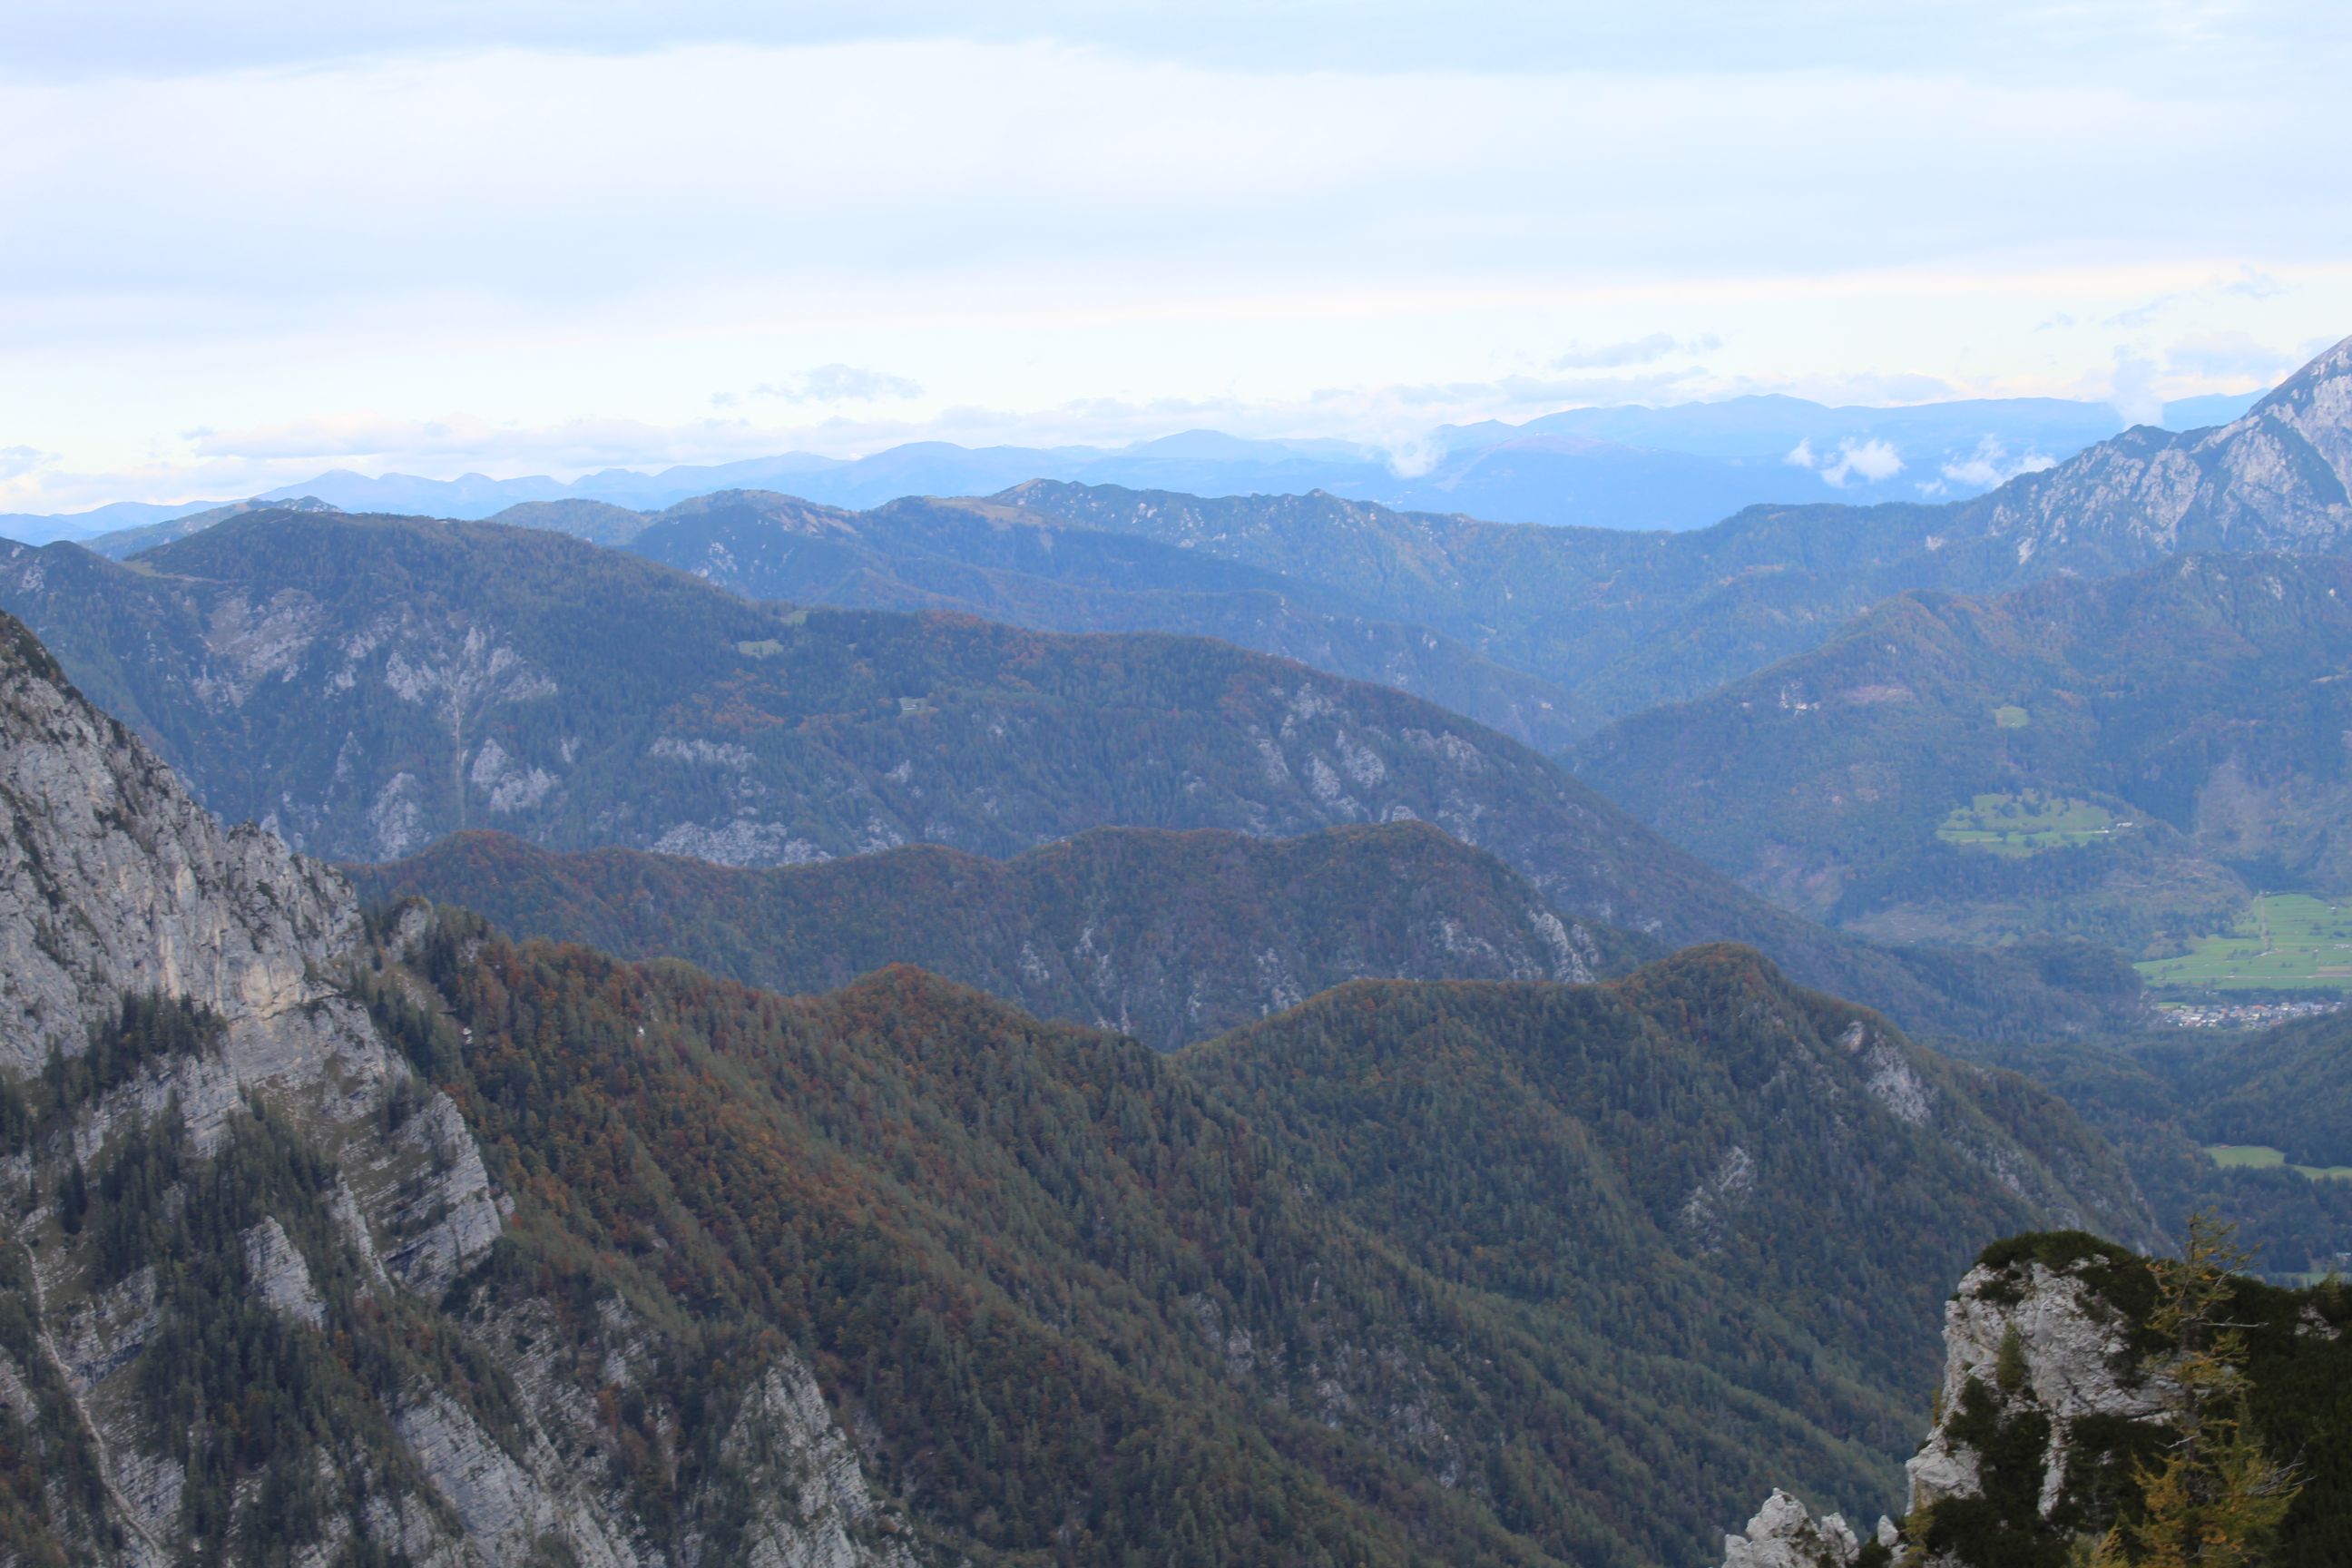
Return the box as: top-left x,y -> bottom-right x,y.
2083,1212 -> 2300,1567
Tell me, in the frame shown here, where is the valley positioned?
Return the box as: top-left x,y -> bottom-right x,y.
11,11 -> 2352,1562
0,606 -> 2170,1563
2139,892 -> 2352,993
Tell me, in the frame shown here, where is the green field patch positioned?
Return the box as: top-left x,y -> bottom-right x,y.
2139,893 -> 2352,992
1992,703 -> 2030,730
2204,1144 -> 2352,1181
1936,790 -> 2116,857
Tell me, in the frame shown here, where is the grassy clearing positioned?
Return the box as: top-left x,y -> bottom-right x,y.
1992,704 -> 2030,730
2204,1144 -> 2352,1181
2138,894 -> 2352,992
1936,790 -> 2118,856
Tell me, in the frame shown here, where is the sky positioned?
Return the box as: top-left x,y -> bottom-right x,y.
3,1 -> 2350,513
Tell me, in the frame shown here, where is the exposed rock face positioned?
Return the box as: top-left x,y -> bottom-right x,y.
1720,1489 -> 1895,1568
1974,333 -> 2352,566
1714,1231 -> 2352,1568
0,615 -> 356,1075
0,609 -> 916,1566
1906,1256 -> 2167,1523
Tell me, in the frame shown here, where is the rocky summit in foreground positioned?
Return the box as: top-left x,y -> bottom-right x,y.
1719,1230 -> 2352,1566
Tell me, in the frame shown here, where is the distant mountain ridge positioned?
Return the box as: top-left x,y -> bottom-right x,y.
347,821 -> 1656,1050
1572,552 -> 2352,947
0,509 -> 2144,1039
614,486 -> 1596,750
986,335 -> 2352,725
5,387 -> 2177,545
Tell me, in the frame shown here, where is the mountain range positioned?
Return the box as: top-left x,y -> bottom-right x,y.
0,603 -> 2156,1565
0,507 -> 2150,1041
20,347 -> 2342,760
4,387 -> 2253,547
348,822 -> 1656,1051
1573,552 -> 2352,948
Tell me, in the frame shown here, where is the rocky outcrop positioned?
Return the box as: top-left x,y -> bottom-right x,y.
1904,1252 -> 2168,1524
0,614 -> 356,1075
0,608 -> 917,1566
1715,1229 -> 2352,1568
1972,333 -> 2352,566
1720,1490 -> 1896,1568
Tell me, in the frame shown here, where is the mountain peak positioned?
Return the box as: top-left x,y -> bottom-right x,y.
1962,329 -> 2352,565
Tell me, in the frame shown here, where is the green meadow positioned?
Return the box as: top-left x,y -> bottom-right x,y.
2139,894 -> 2352,991
1936,790 -> 2117,856
2205,1143 -> 2352,1181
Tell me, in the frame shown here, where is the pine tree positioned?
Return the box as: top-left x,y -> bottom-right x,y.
2083,1212 -> 2301,1567
57,1159 -> 86,1236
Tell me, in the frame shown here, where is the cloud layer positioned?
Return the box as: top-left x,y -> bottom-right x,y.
0,7 -> 2347,512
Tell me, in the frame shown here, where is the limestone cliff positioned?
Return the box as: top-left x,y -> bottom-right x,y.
0,609 -> 920,1565
1715,1230 -> 2351,1566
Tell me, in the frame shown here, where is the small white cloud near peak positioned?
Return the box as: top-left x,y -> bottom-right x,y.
2108,349 -> 2165,427
1824,438 -> 1904,485
1381,431 -> 1446,479
1939,436 -> 2055,491
1786,436 -> 1904,487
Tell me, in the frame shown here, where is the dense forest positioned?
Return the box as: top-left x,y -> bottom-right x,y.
348,821 -> 1654,1049
1574,554 -> 2352,945
622,488 -> 1593,751
0,511 -> 2143,1042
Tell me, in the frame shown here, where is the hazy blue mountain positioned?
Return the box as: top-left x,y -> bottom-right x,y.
2163,388 -> 2268,429
0,495 -> 222,545
6,389 -> 2153,545
1573,553 -> 2352,946
0,509 -> 2148,1040
617,487 -> 1597,749
83,494 -> 342,558
347,820 -> 1659,1049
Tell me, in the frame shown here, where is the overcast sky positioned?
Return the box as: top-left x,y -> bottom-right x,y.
4,0 -> 2349,511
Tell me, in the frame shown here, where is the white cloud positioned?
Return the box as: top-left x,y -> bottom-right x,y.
1784,436 -> 1906,486
2107,348 -> 2165,426
1939,436 -> 2056,490
724,364 -> 926,406
1551,332 -> 1718,369
0,446 -> 49,481
0,20 -> 2347,513
2165,330 -> 2291,379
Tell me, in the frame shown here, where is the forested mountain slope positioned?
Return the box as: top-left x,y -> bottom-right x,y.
0,510 -> 2139,1039
618,486 -> 1592,750
1183,954 -> 2155,1413
997,480 -> 1983,725
0,608 -> 928,1566
1573,553 -> 2352,946
349,821 -> 1655,1050
0,606 -> 2157,1565
1000,334 -> 2352,724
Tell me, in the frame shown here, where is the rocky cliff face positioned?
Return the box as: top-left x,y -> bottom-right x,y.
1715,1230 -> 2351,1567
0,610 -> 920,1565
1972,333 -> 2352,569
